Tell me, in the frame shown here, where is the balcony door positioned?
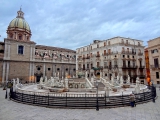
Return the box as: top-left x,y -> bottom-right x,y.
154,58 -> 159,68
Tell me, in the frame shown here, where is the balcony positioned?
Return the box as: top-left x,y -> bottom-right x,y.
138,53 -> 143,56
139,66 -> 145,69
96,54 -> 100,57
121,51 -> 136,55
150,65 -> 160,70
137,75 -> 145,79
78,68 -> 82,70
102,53 -> 108,56
104,66 -> 108,69
122,65 -> 137,69
86,56 -> 90,59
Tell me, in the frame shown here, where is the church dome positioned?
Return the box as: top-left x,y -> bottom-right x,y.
8,18 -> 31,32
7,8 -> 32,41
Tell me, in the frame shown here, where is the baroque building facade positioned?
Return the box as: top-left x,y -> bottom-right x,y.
147,37 -> 160,84
0,9 -> 76,84
76,37 -> 145,83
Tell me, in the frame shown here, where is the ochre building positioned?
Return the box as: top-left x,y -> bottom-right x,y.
0,9 -> 76,84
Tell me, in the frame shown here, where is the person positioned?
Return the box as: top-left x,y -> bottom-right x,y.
129,94 -> 135,107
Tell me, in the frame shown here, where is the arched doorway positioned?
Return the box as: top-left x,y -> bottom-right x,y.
34,72 -> 43,83
97,72 -> 100,78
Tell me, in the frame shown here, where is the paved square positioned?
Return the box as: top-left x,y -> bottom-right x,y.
0,88 -> 160,120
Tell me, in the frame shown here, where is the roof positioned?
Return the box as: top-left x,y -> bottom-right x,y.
35,45 -> 76,53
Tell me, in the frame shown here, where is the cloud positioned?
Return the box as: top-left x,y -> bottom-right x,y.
0,0 -> 160,49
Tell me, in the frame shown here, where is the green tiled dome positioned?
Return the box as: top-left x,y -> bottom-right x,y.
9,18 -> 30,32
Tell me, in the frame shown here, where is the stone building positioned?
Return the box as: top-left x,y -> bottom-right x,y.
0,9 -> 76,84
76,36 -> 145,83
147,37 -> 160,84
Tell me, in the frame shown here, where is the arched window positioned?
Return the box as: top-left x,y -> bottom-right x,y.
104,42 -> 106,46
19,34 -> 22,40
10,33 -> 13,39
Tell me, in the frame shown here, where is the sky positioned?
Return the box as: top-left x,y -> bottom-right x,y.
0,0 -> 160,50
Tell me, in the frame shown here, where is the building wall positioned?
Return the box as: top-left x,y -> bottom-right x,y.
8,61 -> 30,82
76,36 -> 145,83
148,37 -> 160,84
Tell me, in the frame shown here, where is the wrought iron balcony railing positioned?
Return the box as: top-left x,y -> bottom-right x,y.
121,51 -> 136,55
122,65 -> 137,69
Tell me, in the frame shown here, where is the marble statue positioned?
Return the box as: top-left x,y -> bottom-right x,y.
100,71 -> 102,78
44,76 -> 47,83
65,77 -> 68,89
51,77 -> 55,86
135,77 -> 140,93
13,79 -> 16,92
126,75 -> 130,84
111,76 -> 114,85
120,76 -> 123,85
54,72 -> 56,77
40,77 -> 43,85
91,76 -> 94,84
57,72 -> 59,78
16,78 -> 19,84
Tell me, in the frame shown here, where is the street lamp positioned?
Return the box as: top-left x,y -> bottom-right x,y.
5,80 -> 8,99
96,81 -> 99,111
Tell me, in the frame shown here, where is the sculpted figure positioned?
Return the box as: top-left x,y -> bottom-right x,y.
40,77 -> 43,85
126,75 -> 130,84
17,78 -> 19,84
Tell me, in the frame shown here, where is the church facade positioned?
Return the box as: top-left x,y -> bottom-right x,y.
0,9 -> 76,84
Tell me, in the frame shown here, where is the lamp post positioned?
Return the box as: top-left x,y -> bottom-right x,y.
5,80 -> 8,99
96,81 -> 99,111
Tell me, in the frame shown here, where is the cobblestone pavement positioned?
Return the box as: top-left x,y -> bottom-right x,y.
0,88 -> 160,120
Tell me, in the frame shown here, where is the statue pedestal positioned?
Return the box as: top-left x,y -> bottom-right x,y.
123,84 -> 130,88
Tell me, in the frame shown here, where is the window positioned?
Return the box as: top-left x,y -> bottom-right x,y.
10,34 -> 13,39
37,67 -> 40,70
104,42 -> 106,46
132,56 -> 134,58
66,68 -> 68,71
57,68 -> 60,71
154,58 -> 159,68
108,41 -> 110,45
83,64 -> 85,70
157,81 -> 160,84
123,55 -> 125,58
97,44 -> 99,48
48,68 -> 51,71
151,49 -> 158,53
87,64 -> 89,68
104,62 -> 107,68
126,40 -> 128,44
104,50 -> 106,55
73,68 -> 75,71
128,55 -> 129,58
97,62 -> 99,67
18,45 -> 24,54
156,72 -> 159,79
91,63 -> 93,68
121,39 -> 124,43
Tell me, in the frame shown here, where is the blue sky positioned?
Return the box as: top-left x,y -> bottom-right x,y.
0,0 -> 160,50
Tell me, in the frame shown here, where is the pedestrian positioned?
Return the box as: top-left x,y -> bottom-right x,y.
129,94 -> 135,107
